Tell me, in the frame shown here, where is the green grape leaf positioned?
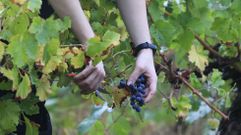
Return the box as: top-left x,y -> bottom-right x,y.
211,17 -> 233,41
29,17 -> 70,45
207,118 -> 220,130
6,32 -> 38,67
152,20 -> 179,45
209,69 -> 225,89
0,81 -> 12,90
42,56 -> 62,74
27,0 -> 42,12
148,0 -> 163,22
36,75 -> 52,101
0,42 -> 5,61
0,100 -> 21,134
19,96 -> 39,115
24,116 -> 39,135
102,30 -> 120,46
43,38 -> 60,63
188,45 -> 208,72
0,67 -> 19,90
16,74 -> 31,99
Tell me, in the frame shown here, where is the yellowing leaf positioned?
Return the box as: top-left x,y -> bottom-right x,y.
0,67 -> 19,90
102,30 -> 120,46
42,56 -> 61,74
36,75 -> 52,101
112,87 -> 129,107
0,42 -> 5,61
71,51 -> 85,69
16,74 -> 31,99
188,45 -> 208,71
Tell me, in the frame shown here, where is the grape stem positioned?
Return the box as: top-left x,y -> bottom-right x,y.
177,75 -> 229,120
159,90 -> 177,111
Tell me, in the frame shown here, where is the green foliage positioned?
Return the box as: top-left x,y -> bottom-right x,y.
0,0 -> 241,134
0,100 -> 21,134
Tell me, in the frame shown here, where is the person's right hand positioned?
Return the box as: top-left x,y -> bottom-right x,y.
127,49 -> 157,103
73,61 -> 106,95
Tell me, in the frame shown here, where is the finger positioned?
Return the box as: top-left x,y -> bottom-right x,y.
144,77 -> 157,103
74,65 -> 96,82
78,71 -> 99,90
127,68 -> 143,85
91,74 -> 104,90
79,72 -> 104,95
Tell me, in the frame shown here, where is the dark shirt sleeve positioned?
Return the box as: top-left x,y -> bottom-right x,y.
40,0 -> 54,19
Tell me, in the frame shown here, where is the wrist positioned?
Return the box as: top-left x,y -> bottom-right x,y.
137,49 -> 153,57
132,42 -> 157,57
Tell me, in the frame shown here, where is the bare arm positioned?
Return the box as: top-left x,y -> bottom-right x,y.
48,0 -> 105,93
117,0 -> 157,102
117,0 -> 152,46
48,0 -> 94,43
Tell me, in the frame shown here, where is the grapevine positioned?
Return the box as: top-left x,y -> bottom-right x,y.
0,0 -> 241,135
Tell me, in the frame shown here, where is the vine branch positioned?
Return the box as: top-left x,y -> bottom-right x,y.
177,75 -> 229,120
194,34 -> 223,58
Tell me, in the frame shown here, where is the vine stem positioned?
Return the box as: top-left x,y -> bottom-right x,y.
194,35 -> 223,58
60,44 -> 85,48
177,75 -> 229,120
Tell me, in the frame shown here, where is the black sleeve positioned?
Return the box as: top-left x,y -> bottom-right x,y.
40,0 -> 54,19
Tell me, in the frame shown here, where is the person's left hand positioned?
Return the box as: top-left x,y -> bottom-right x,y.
73,61 -> 106,95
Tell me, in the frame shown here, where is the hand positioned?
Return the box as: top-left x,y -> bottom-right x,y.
73,61 -> 106,95
128,49 -> 157,103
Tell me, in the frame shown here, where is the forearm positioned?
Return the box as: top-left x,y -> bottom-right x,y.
117,0 -> 152,46
48,0 -> 95,43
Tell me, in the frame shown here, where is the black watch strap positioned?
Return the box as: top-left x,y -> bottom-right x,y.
132,42 -> 157,57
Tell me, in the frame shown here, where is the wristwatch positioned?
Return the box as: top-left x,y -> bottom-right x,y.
132,42 -> 157,57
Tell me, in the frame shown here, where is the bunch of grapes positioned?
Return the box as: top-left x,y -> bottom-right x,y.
118,75 -> 147,112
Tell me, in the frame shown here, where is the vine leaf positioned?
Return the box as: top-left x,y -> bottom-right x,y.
27,0 -> 42,12
112,87 -> 129,107
7,33 -> 38,68
188,45 -> 208,72
102,30 -> 120,46
16,74 -> 31,99
24,115 -> 39,135
36,75 -> 52,101
29,17 -> 70,45
86,31 -> 120,58
0,100 -> 21,134
71,51 -> 85,69
0,42 -> 5,61
42,56 -> 61,74
0,67 -> 19,90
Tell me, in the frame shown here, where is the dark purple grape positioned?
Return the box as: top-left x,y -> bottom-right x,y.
118,74 -> 147,112
130,95 -> 136,101
139,84 -> 145,89
139,89 -> 145,95
135,106 -> 141,112
118,79 -> 126,88
130,101 -> 135,106
136,97 -> 142,102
